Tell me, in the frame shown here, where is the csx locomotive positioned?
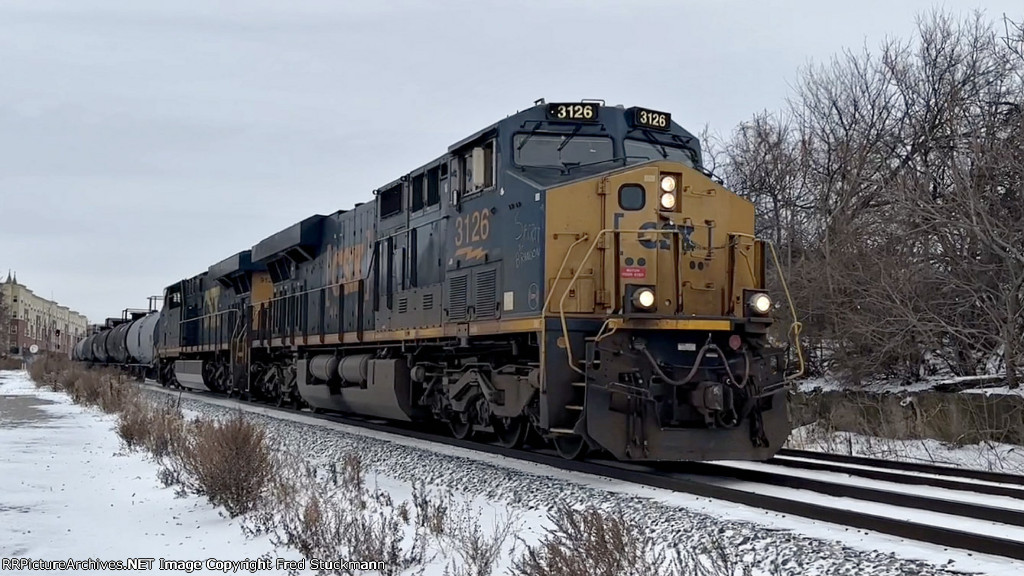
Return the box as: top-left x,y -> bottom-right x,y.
75,99 -> 801,461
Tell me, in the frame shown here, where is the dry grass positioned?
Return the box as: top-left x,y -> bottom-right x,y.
246,453 -> 435,575
170,413 -> 275,517
27,352 -> 72,385
510,505 -> 810,576
0,357 -> 22,370
117,399 -> 185,458
511,504 -> 670,576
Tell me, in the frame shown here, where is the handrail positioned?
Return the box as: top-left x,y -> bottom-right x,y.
765,240 -> 805,380
556,228 -> 693,375
179,308 -> 238,323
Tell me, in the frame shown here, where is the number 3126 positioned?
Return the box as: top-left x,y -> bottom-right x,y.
454,209 -> 490,246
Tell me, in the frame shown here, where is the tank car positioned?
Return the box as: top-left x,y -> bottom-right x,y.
73,310 -> 162,380
148,99 -> 802,462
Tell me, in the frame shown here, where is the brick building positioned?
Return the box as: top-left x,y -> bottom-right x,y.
1,272 -> 89,357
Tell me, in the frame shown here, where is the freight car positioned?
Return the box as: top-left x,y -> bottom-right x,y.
74,309 -> 162,381
80,99 -> 802,462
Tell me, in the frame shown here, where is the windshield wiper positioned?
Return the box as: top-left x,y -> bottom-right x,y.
556,124 -> 583,152
640,129 -> 669,158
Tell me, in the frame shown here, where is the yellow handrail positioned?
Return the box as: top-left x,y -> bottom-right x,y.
555,228 -> 690,375
765,240 -> 805,380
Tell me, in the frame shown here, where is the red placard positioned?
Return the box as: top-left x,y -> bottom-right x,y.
621,266 -> 646,279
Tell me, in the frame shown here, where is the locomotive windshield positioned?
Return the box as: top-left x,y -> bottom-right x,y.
624,139 -> 696,167
514,134 -> 613,168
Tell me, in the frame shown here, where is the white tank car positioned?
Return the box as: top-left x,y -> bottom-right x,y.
126,310 -> 161,365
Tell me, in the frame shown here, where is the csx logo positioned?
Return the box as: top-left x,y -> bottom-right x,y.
638,222 -> 696,252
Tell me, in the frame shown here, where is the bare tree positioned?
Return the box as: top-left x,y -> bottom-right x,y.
719,9 -> 1024,386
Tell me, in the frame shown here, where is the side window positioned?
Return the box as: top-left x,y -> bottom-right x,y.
618,184 -> 646,211
426,166 -> 440,206
412,174 -> 425,211
463,139 -> 497,196
462,152 -> 473,194
380,183 -> 402,218
450,158 -> 460,205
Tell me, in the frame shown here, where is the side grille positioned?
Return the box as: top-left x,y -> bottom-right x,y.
475,269 -> 497,319
398,296 -> 408,315
423,293 -> 434,310
448,275 -> 468,320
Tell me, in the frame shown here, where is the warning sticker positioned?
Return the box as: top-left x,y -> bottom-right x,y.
621,266 -> 647,279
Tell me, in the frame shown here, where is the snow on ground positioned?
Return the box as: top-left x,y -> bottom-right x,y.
5,366 -> 1024,575
787,422 -> 1024,474
796,373 -> 1024,396
0,370 -> 308,575
142,384 -> 1024,576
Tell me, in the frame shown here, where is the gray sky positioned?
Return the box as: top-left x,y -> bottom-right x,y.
1,0 -> 1020,323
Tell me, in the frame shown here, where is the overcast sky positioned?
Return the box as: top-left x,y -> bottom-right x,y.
1,0 -> 1020,323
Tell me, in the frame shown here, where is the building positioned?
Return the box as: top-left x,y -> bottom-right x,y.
1,271 -> 89,357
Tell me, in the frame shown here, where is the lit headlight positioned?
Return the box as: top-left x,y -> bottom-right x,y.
659,192 -> 676,210
660,176 -> 677,192
749,293 -> 772,315
633,288 -> 656,310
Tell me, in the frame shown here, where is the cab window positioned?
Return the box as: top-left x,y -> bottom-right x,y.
624,139 -> 695,167
514,134 -> 613,168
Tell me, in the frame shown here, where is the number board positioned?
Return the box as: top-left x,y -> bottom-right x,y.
631,107 -> 672,131
546,102 -> 600,122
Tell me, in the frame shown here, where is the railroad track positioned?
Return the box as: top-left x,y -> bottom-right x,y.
139,382 -> 1024,562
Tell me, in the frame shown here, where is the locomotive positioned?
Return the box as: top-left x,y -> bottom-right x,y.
75,99 -> 801,462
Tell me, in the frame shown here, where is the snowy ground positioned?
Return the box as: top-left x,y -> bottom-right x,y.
4,368 -> 1024,575
0,370 -> 308,575
796,373 -> 1024,397
143,382 -> 1024,576
786,422 -> 1024,474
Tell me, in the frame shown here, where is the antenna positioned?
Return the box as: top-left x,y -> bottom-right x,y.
581,98 -> 606,106
533,98 -> 546,106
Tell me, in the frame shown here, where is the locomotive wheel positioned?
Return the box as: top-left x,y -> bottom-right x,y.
493,416 -> 529,449
553,434 -> 589,460
449,416 -> 473,440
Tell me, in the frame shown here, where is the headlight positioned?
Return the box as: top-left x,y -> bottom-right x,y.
749,293 -> 772,315
659,192 -> 676,210
633,288 -> 656,310
660,176 -> 677,192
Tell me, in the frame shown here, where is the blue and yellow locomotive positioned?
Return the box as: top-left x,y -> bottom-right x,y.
81,100 -> 801,462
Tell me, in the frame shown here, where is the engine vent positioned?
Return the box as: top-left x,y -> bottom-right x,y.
397,296 -> 408,315
423,293 -> 434,310
448,275 -> 468,320
475,269 -> 497,319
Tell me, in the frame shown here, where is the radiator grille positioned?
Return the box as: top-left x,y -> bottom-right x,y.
475,269 -> 497,319
423,293 -> 434,310
397,296 -> 408,315
448,275 -> 468,320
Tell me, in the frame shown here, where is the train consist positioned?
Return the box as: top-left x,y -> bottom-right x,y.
75,99 -> 801,461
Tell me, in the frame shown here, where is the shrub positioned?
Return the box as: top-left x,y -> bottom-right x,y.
175,413 -> 275,517
511,504 -> 669,576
